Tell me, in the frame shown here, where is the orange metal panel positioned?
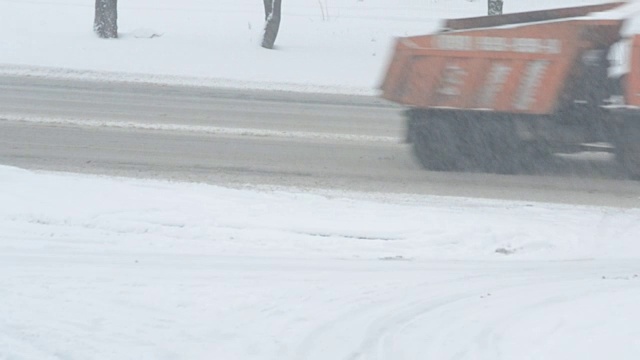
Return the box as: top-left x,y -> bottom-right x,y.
430,57 -> 472,108
490,59 -> 527,112
626,35 -> 640,106
415,57 -> 447,105
460,58 -> 494,109
381,18 -> 623,114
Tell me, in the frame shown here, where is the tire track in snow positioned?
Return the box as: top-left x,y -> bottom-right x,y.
471,277 -> 640,360
392,267 -> 640,360
294,264 -> 640,360
293,272 -> 503,360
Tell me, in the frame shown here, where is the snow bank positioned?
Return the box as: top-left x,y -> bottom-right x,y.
2,165 -> 638,261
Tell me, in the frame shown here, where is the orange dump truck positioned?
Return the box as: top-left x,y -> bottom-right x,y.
381,2 -> 640,177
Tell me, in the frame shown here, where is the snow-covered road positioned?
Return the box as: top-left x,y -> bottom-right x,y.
3,75 -> 639,208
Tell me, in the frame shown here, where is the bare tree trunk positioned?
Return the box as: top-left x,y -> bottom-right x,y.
488,0 -> 503,16
262,0 -> 282,49
94,0 -> 118,38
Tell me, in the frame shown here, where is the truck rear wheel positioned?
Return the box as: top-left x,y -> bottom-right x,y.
412,118 -> 469,171
616,115 -> 640,179
410,111 -> 546,174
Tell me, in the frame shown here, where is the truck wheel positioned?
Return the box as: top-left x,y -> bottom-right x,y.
518,142 -> 553,172
412,117 -> 468,171
410,112 -> 544,174
463,118 -> 520,174
616,115 -> 640,179
411,115 -> 503,172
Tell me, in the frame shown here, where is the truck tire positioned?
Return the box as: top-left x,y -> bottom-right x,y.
616,114 -> 640,179
411,116 -> 469,171
410,111 -> 536,174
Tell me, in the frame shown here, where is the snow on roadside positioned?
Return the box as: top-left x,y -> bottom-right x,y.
2,165 -> 639,261
3,163 -> 639,359
0,0 -> 617,93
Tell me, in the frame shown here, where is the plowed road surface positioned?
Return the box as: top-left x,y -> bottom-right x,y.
1,75 -> 639,207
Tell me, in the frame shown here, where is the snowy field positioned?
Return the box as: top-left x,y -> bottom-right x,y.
2,0 -> 640,359
0,0 -> 629,94
2,165 -> 640,359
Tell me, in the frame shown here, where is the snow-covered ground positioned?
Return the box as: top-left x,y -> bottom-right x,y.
2,165 -> 640,359
0,0 -> 624,94
3,0 -> 640,359
4,166 -> 640,262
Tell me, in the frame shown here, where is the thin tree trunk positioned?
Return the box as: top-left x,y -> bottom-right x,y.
263,0 -> 273,20
94,0 -> 118,38
488,0 -> 503,16
262,0 -> 282,49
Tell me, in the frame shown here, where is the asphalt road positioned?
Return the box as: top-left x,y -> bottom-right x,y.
1,75 -> 640,207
